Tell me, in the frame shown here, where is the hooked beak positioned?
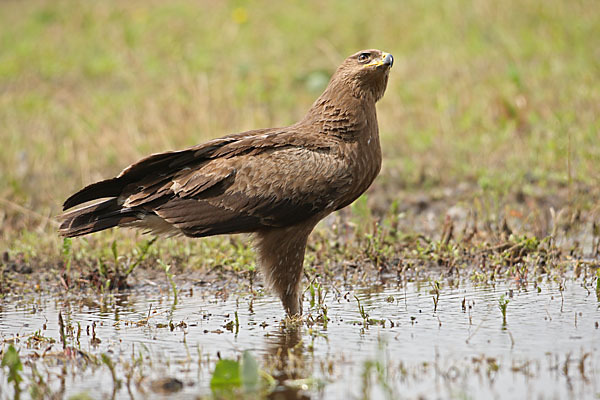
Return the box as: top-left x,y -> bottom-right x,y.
365,52 -> 394,68
383,53 -> 394,67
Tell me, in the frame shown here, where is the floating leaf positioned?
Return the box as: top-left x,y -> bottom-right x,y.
210,359 -> 241,391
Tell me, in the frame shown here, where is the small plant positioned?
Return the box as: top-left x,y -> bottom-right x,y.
309,280 -> 325,309
355,295 -> 371,328
321,304 -> 328,330
2,345 -> 23,399
91,238 -> 157,292
498,294 -> 509,325
355,295 -> 367,320
101,353 -> 122,398
158,259 -> 178,306
306,279 -> 329,328
225,312 -> 241,334
360,340 -> 394,400
125,237 -> 157,276
29,363 -> 52,399
430,280 -> 441,312
235,311 -> 240,334
58,312 -> 66,349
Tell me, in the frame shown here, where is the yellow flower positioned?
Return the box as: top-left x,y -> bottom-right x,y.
231,7 -> 248,24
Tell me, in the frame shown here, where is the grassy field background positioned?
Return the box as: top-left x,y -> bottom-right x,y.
1,0 -> 599,260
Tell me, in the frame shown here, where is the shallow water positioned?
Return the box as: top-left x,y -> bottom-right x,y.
0,274 -> 598,399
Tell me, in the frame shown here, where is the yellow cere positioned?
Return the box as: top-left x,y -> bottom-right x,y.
364,52 -> 390,67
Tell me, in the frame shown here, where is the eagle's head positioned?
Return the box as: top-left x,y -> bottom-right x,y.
334,49 -> 394,102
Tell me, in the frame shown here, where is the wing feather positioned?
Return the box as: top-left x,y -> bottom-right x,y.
62,126 -> 350,238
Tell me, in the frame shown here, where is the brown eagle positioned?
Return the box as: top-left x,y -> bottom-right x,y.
60,49 -> 393,315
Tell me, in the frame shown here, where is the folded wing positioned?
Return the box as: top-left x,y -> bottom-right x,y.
59,129 -> 349,238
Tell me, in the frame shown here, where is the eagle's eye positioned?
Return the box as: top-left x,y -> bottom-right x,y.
358,52 -> 370,63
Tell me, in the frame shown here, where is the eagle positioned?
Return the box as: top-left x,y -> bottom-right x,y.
60,49 -> 393,316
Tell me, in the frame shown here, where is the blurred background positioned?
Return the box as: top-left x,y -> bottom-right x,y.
1,0 -> 598,248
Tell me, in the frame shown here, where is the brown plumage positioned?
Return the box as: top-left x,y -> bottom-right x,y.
60,49 -> 393,315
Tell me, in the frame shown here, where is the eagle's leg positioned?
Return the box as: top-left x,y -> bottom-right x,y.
255,220 -> 318,316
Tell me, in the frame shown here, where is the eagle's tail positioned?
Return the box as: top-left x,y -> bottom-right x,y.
58,198 -> 140,238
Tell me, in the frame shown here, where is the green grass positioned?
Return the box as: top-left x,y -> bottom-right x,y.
0,0 -> 599,264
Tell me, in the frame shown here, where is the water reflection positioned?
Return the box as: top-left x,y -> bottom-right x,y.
265,323 -> 309,400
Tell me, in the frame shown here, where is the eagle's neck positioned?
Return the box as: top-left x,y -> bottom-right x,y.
301,78 -> 376,139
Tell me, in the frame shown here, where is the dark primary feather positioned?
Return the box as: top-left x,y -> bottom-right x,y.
62,144 -> 219,211
59,198 -> 138,237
